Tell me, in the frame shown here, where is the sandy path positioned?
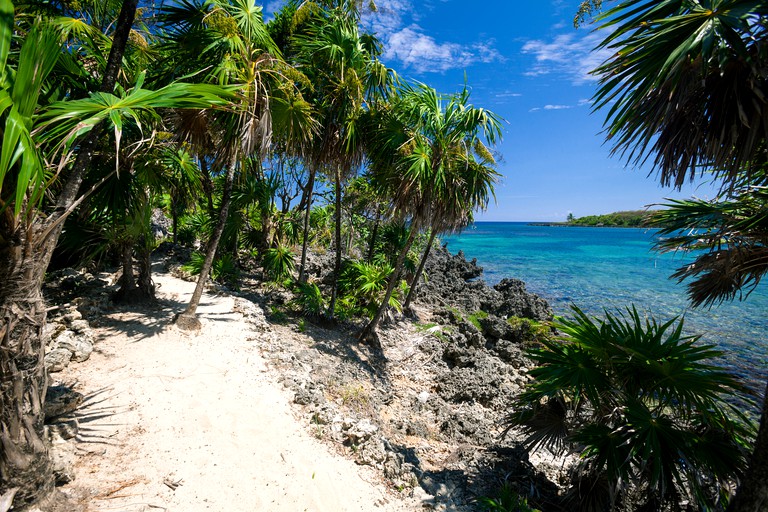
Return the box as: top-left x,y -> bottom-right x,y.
59,269 -> 419,512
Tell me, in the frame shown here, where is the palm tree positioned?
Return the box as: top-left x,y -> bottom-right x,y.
0,1 -> 233,508
291,2 -> 393,319
359,83 -> 501,341
507,306 -> 754,510
157,0 -> 281,330
591,0 -> 768,188
403,143 -> 500,313
589,1 -> 768,509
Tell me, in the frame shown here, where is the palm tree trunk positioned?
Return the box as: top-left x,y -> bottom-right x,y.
728,382 -> 768,511
176,162 -> 236,330
172,209 -> 178,245
0,2 -> 138,507
403,229 -> 437,313
367,211 -> 380,263
115,241 -> 137,296
359,227 -> 418,343
137,238 -> 155,300
0,247 -> 54,510
200,158 -> 216,218
298,167 -> 316,284
327,166 -> 342,319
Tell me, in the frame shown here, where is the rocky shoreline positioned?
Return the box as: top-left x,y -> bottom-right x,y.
41,245 -> 570,511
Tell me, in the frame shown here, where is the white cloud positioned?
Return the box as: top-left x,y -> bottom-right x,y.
521,31 -> 612,84
543,104 -> 572,110
384,26 -> 502,73
362,1 -> 503,73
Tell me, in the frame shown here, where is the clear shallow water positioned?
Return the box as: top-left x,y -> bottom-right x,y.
443,222 -> 768,393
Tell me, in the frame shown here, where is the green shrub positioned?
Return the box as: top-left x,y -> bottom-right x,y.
263,244 -> 295,281
291,281 -> 325,318
181,251 -> 206,276
211,253 -> 239,285
506,305 -> 755,511
181,251 -> 239,285
477,483 -> 540,512
338,260 -> 401,318
506,316 -> 551,343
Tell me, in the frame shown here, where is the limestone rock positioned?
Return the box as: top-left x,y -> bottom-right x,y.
50,440 -> 77,484
45,385 -> 84,420
54,330 -> 93,363
45,348 -> 72,373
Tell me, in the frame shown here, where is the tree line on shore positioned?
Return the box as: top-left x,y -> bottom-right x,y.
1,0 -> 768,510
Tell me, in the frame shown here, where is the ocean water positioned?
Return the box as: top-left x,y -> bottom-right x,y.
442,222 -> 768,393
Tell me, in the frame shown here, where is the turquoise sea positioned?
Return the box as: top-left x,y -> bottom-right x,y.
443,222 -> 768,393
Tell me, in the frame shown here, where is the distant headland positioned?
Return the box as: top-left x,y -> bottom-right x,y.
531,210 -> 657,227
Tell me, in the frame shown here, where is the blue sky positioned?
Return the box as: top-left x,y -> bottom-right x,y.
268,0 -> 720,221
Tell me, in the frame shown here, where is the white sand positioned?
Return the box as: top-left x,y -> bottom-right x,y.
59,269 -> 420,511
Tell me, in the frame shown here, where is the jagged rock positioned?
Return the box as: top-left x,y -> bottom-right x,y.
478,314 -> 515,340
344,419 -> 378,445
151,207 -> 172,239
491,278 -> 552,321
54,330 -> 93,363
62,309 -> 83,324
355,438 -> 387,466
48,416 -> 79,440
45,348 -> 73,373
68,319 -> 90,334
50,439 -> 77,484
437,355 -> 507,407
232,298 -> 271,331
416,246 -> 552,324
45,322 -> 67,343
45,385 -> 84,420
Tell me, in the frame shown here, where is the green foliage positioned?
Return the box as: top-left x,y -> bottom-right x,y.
291,281 -> 325,318
477,483 -> 540,512
649,180 -> 768,308
507,305 -> 755,511
263,244 -> 296,282
506,316 -> 551,344
591,0 -> 767,188
467,310 -> 488,330
211,253 -> 239,286
338,259 -> 404,317
181,251 -> 239,285
567,210 -> 651,227
181,251 -> 206,276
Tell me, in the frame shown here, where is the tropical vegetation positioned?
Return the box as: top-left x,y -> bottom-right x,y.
0,1 -> 502,508
1,0 -> 766,510
565,209 -> 650,227
508,307 -> 754,511
579,0 -> 768,509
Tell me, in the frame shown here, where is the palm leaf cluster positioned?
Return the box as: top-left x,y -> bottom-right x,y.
593,0 -> 768,188
507,306 -> 754,511
650,179 -> 768,307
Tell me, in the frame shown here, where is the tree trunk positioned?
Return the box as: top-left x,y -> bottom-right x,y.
0,249 -> 54,510
728,382 -> 768,511
367,211 -> 380,263
359,227 -> 418,343
137,238 -> 155,300
327,167 -> 342,320
113,241 -> 137,300
403,229 -> 436,313
298,167 -> 316,284
0,2 -> 138,508
176,162 -> 236,330
200,158 -> 216,218
172,208 -> 178,245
